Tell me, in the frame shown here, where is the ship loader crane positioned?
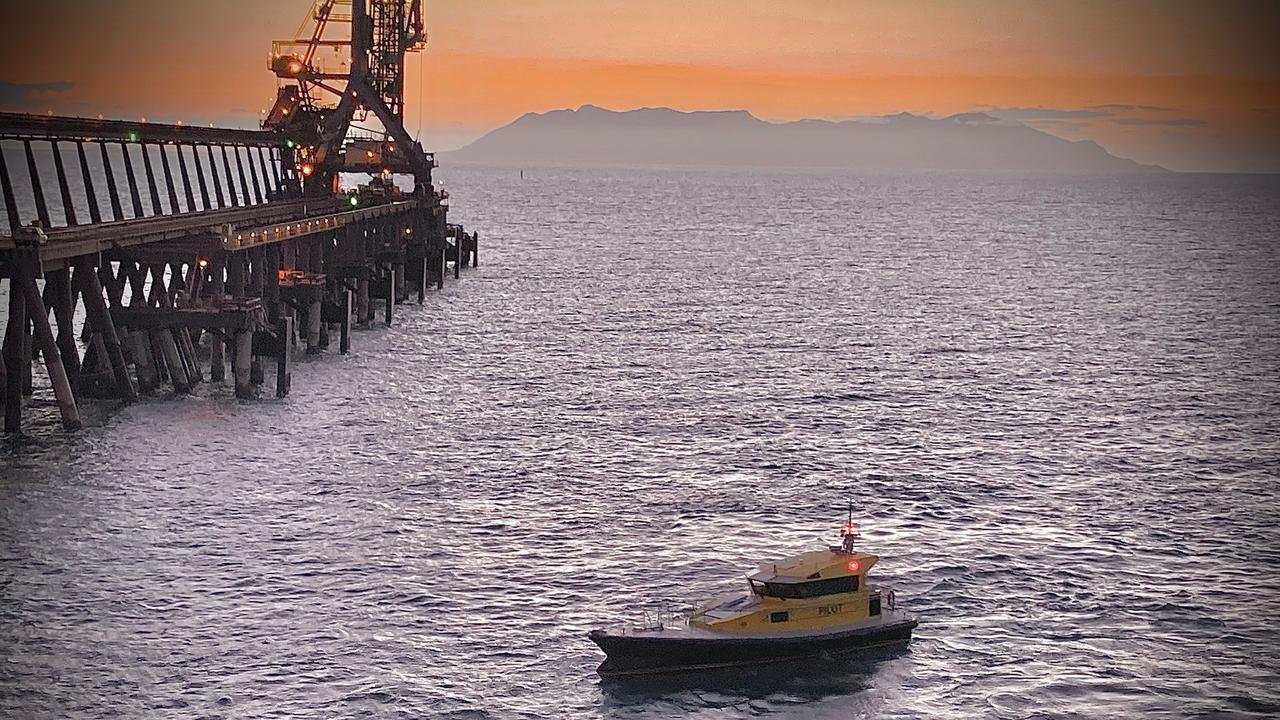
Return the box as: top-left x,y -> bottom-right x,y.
264,0 -> 436,200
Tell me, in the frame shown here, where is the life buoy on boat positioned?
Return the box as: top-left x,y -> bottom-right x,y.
885,589 -> 896,610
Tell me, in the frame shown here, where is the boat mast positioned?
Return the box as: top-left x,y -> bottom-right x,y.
840,501 -> 858,553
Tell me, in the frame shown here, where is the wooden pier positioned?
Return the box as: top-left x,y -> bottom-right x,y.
0,113 -> 478,435
1,0 -> 478,436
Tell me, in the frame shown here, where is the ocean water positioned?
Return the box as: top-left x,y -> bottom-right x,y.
2,166 -> 1279,719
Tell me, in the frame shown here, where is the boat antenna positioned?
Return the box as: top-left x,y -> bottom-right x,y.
840,501 -> 859,553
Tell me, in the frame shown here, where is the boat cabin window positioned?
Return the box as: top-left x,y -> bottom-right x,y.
770,611 -> 789,623
750,575 -> 859,599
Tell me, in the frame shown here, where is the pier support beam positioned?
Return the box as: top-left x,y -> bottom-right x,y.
418,254 -> 427,303
276,316 -> 292,398
148,331 -> 170,386
249,248 -> 265,386
264,245 -> 281,321
250,355 -> 265,386
209,258 -> 226,381
282,242 -> 298,352
340,287 -> 352,355
158,330 -> 191,394
318,291 -> 330,350
129,330 -> 160,392
178,328 -> 202,384
21,319 -> 33,397
75,258 -> 138,403
356,277 -> 370,326
22,273 -> 82,431
306,292 -> 322,355
385,265 -> 396,327
46,269 -> 81,392
233,329 -> 254,399
227,252 -> 246,382
4,273 -> 28,433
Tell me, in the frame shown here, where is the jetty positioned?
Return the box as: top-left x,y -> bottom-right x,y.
0,0 -> 477,435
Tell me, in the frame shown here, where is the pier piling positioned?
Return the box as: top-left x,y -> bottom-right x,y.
159,330 -> 191,394
130,331 -> 161,392
3,272 -> 25,433
307,292 -> 322,354
22,271 -> 82,431
209,258 -> 226,382
385,265 -> 395,327
339,287 -> 352,355
233,330 -> 254,399
46,269 -> 81,390
276,316 -> 292,398
75,259 -> 137,403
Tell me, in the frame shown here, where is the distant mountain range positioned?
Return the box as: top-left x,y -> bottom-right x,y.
445,105 -> 1165,173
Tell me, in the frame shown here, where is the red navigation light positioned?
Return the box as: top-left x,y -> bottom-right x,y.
847,559 -> 861,573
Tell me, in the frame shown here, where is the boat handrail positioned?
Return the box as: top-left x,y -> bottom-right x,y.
633,604 -> 683,631
873,586 -> 898,610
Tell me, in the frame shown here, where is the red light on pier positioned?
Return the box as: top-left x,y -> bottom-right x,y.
846,559 -> 861,573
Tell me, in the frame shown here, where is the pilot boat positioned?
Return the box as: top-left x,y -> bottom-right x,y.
588,516 -> 917,677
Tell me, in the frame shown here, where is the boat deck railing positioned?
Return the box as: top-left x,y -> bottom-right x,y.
872,586 -> 900,611
633,604 -> 683,631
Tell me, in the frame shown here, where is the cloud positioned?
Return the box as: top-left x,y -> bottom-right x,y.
1113,116 -> 1206,127
1020,118 -> 1090,132
1086,104 -> 1172,113
986,105 -> 1205,130
0,80 -> 75,110
988,107 -> 1112,121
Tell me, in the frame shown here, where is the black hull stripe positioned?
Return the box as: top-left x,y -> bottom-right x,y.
591,621 -> 917,677
596,637 -> 912,678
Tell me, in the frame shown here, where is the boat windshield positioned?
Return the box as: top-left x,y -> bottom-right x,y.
750,575 -> 859,599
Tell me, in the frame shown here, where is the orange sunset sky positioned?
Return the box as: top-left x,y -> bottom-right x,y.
1,0 -> 1277,172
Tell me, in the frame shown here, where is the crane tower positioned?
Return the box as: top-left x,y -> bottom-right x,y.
264,0 -> 436,198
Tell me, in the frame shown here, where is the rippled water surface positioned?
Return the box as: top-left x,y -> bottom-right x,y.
3,167 -> 1279,719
